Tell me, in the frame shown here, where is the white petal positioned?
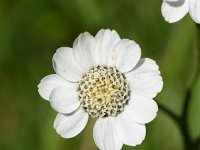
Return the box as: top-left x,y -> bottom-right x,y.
161,0 -> 189,23
93,117 -> 123,150
54,107 -> 89,138
95,29 -> 121,66
73,32 -> 95,70
52,47 -> 84,82
113,39 -> 141,73
125,96 -> 158,124
128,71 -> 163,98
117,112 -> 146,146
38,74 -> 78,101
126,58 -> 160,78
189,0 -> 200,23
50,87 -> 80,114
164,0 -> 180,2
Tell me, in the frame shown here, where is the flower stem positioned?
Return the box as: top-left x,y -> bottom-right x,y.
158,103 -> 180,124
159,24 -> 200,150
180,89 -> 194,150
196,24 -> 200,75
80,119 -> 97,150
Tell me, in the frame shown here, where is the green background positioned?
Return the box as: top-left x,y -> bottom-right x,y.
0,0 -> 200,150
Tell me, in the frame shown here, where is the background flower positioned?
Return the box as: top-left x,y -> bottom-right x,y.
161,0 -> 200,23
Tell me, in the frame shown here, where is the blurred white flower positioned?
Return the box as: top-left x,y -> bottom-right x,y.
38,29 -> 163,150
161,0 -> 200,23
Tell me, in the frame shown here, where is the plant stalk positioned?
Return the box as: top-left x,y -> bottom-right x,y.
159,24 -> 200,150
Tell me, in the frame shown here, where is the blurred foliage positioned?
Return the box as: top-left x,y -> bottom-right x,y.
0,0 -> 199,150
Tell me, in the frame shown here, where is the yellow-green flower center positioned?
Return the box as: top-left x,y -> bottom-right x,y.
78,66 -> 130,118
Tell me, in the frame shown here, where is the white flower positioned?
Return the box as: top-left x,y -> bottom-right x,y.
161,0 -> 200,23
38,29 -> 163,150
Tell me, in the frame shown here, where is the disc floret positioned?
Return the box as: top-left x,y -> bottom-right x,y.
78,66 -> 130,118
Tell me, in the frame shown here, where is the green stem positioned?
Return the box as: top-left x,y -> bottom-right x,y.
178,24 -> 200,150
80,119 -> 97,150
158,103 -> 180,124
159,24 -> 200,150
196,24 -> 200,75
180,89 -> 193,150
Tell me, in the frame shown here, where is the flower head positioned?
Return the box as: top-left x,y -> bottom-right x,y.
161,0 -> 200,23
38,29 -> 163,150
